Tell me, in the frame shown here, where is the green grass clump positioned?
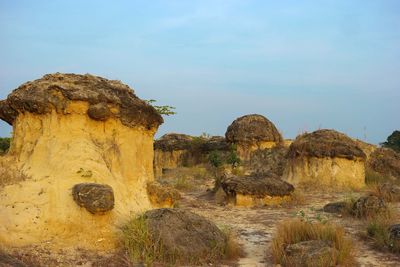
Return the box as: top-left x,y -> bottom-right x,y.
121,215 -> 172,265
271,219 -> 355,267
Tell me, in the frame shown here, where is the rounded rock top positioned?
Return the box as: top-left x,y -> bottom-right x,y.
287,129 -> 366,160
0,73 -> 163,129
225,114 -> 282,144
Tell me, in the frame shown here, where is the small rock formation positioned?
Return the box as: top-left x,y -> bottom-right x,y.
146,182 -> 181,208
247,146 -> 288,177
284,129 -> 366,189
322,201 -> 347,214
225,114 -> 283,160
153,133 -> 230,177
284,240 -> 338,267
72,183 -> 114,214
154,133 -> 194,177
221,175 -> 294,206
352,195 -> 387,218
0,73 -> 163,250
142,208 -> 227,264
367,148 -> 400,180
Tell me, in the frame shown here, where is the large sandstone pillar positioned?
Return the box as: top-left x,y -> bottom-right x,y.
0,73 -> 163,250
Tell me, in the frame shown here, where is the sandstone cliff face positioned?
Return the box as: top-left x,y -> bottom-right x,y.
0,73 -> 162,250
225,114 -> 282,160
283,129 -> 366,189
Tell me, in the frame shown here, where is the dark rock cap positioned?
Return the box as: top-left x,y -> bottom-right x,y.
287,129 -> 366,160
221,175 -> 294,197
154,133 -> 194,151
225,114 -> 283,144
72,183 -> 114,214
0,73 -> 163,129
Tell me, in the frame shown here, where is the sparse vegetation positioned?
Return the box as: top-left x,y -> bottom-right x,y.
367,218 -> 400,254
208,150 -> 223,168
365,168 -> 392,185
145,99 -> 176,116
271,219 -> 355,267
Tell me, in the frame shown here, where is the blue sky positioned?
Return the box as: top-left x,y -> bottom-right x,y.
0,0 -> 399,143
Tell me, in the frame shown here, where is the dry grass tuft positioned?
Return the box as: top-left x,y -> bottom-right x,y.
366,217 -> 400,254
220,225 -> 244,261
271,219 -> 355,267
281,189 -> 306,207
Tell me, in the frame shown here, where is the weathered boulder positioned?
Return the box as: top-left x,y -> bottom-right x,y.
322,201 -> 347,214
0,73 -> 162,250
284,129 -> 366,189
284,240 -> 338,267
146,182 -> 181,208
142,208 -> 227,264
367,148 -> 400,180
225,114 -> 283,160
221,175 -> 294,206
72,183 -> 114,214
352,195 -> 387,218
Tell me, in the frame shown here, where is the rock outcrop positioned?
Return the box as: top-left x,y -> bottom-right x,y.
283,129 -> 366,189
0,73 -> 163,250
352,195 -> 388,218
141,208 -> 227,264
146,182 -> 181,208
225,114 -> 283,160
221,175 -> 294,206
367,147 -> 400,180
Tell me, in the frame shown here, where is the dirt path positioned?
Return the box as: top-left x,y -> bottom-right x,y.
180,190 -> 400,267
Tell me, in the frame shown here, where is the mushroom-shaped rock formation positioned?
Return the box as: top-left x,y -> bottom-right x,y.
0,73 -> 163,250
154,133 -> 194,177
225,114 -> 283,160
221,175 -> 294,206
283,129 -> 366,189
153,133 -> 230,177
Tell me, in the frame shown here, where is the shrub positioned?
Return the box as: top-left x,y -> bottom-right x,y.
226,150 -> 240,167
271,219 -> 355,267
208,151 -> 223,168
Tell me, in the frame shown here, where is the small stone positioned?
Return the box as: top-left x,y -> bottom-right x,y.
322,201 -> 347,213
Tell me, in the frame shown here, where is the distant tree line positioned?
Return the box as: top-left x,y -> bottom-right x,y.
382,130 -> 400,152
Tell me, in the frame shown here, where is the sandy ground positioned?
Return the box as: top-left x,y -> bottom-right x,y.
179,188 -> 400,267
4,183 -> 400,266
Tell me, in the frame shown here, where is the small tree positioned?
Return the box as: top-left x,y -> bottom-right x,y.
381,130 -> 400,152
145,99 -> 176,116
208,151 -> 223,168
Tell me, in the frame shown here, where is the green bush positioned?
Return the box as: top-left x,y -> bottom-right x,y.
0,137 -> 11,154
208,151 -> 223,168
